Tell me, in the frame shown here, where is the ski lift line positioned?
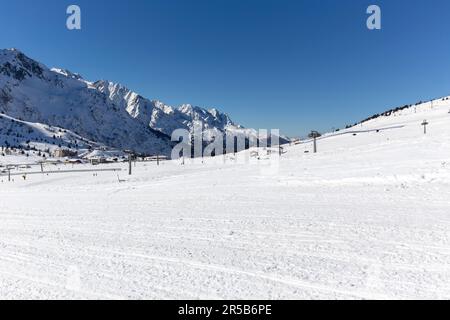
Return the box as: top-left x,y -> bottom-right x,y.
298,125 -> 406,145
0,161 -> 77,168
0,162 -> 43,168
0,168 -> 122,177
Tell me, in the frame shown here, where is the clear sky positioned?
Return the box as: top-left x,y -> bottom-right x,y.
1,0 -> 450,137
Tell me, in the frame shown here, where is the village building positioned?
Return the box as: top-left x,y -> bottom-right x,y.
52,148 -> 78,158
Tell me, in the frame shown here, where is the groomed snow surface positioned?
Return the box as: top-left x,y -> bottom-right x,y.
1,101 -> 450,300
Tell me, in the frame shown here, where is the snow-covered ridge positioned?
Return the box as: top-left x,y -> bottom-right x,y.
91,79 -> 241,139
0,48 -> 261,157
51,68 -> 84,81
348,96 -> 450,129
0,48 -> 173,156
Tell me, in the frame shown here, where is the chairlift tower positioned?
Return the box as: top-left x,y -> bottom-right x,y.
124,150 -> 134,175
310,131 -> 321,153
421,120 -> 429,135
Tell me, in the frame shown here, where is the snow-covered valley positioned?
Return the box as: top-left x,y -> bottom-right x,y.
1,97 -> 449,299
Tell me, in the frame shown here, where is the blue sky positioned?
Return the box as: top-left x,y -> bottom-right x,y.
1,0 -> 450,137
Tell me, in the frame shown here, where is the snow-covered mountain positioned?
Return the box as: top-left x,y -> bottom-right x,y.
0,48 -> 172,155
0,48 -> 265,157
91,80 -> 247,140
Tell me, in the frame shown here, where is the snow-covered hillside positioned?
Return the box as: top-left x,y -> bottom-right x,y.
0,113 -> 104,160
1,95 -> 449,299
0,48 -> 264,157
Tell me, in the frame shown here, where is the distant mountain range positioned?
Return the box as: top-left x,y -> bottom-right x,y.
0,48 -> 270,158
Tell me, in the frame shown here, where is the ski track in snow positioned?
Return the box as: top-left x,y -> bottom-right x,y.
1,101 -> 450,299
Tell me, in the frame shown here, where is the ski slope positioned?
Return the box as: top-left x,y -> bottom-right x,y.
0,100 -> 449,299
